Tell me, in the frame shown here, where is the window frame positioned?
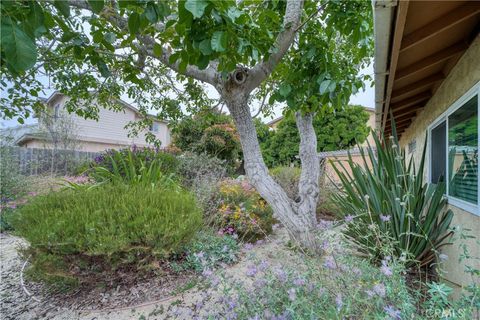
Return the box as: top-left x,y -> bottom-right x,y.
427,81 -> 479,215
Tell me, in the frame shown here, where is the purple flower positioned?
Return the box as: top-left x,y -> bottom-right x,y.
255,239 -> 265,246
344,214 -> 354,223
244,243 -> 254,251
365,289 -> 375,298
258,260 -> 269,271
381,260 -> 393,277
323,256 -> 336,270
352,267 -> 362,276
384,305 -> 402,319
288,288 -> 296,302
321,240 -> 330,251
335,294 -> 343,311
248,315 -> 261,320
373,283 -> 386,297
275,268 -> 288,283
380,214 -> 391,222
246,265 -> 258,277
202,268 -> 213,278
293,277 -> 306,287
317,219 -> 333,230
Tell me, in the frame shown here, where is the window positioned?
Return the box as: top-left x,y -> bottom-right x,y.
428,82 -> 479,214
150,122 -> 160,133
430,121 -> 446,183
448,95 -> 478,204
54,104 -> 60,119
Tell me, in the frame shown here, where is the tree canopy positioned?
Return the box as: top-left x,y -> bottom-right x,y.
1,0 -> 372,127
261,105 -> 371,167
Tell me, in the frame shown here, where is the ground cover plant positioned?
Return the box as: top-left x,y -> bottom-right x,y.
332,127 -> 454,268
9,183 -> 202,290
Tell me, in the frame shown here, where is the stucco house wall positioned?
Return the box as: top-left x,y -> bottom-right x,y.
398,36 -> 480,288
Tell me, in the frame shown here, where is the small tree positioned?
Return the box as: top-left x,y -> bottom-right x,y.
263,105 -> 370,167
1,1 -> 372,251
38,109 -> 81,174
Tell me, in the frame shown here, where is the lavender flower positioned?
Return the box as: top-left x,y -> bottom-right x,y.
335,294 -> 343,311
202,268 -> 213,278
246,265 -> 258,277
244,243 -> 254,251
381,260 -> 393,277
344,214 -> 354,223
384,305 -> 402,319
323,256 -> 336,270
321,240 -> 330,251
380,214 -> 391,222
258,260 -> 269,271
288,288 -> 296,302
293,277 -> 306,287
275,268 -> 288,283
373,283 -> 386,297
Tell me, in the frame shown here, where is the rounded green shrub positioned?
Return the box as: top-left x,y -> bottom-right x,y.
10,184 -> 202,287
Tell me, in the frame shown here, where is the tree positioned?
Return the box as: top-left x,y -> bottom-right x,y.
172,111 -> 241,165
263,105 -> 371,167
1,1 -> 373,251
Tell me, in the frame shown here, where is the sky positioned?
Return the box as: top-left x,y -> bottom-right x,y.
0,64 -> 374,129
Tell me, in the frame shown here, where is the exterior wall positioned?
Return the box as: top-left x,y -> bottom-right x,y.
398,36 -> 480,288
45,94 -> 170,152
323,153 -> 373,185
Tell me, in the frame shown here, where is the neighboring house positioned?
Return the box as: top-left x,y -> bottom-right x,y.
374,0 -> 479,290
14,92 -> 171,152
266,106 -> 376,146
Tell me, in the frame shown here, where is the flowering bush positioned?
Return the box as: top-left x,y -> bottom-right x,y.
216,178 -> 275,241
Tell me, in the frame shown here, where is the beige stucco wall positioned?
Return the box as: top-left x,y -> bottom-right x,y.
398,36 -> 480,288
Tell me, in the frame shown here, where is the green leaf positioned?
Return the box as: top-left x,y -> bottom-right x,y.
96,60 -> 111,77
211,31 -> 227,52
226,7 -> 242,22
279,83 -> 292,97
319,80 -> 331,95
153,43 -> 163,57
1,22 -> 37,72
184,0 -> 208,19
26,2 -> 46,37
196,54 -> 209,70
128,12 -> 140,34
198,39 -> 212,55
144,2 -> 159,23
54,0 -> 70,17
87,0 -> 105,14
104,32 -> 116,43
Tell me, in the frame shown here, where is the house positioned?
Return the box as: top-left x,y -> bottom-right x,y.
13,92 -> 171,152
374,0 -> 479,290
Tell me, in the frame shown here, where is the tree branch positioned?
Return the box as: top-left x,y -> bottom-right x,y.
69,0 -> 218,85
245,0 -> 304,93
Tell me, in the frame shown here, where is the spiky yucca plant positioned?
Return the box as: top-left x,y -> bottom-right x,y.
331,124 -> 453,268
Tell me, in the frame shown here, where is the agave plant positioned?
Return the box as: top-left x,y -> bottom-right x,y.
331,124 -> 453,268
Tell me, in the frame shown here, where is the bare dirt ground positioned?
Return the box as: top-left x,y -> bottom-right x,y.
0,225 -> 340,320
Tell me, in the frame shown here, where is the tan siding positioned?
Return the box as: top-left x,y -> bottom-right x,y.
47,95 -> 170,151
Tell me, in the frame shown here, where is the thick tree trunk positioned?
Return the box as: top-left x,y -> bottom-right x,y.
225,92 -> 321,252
